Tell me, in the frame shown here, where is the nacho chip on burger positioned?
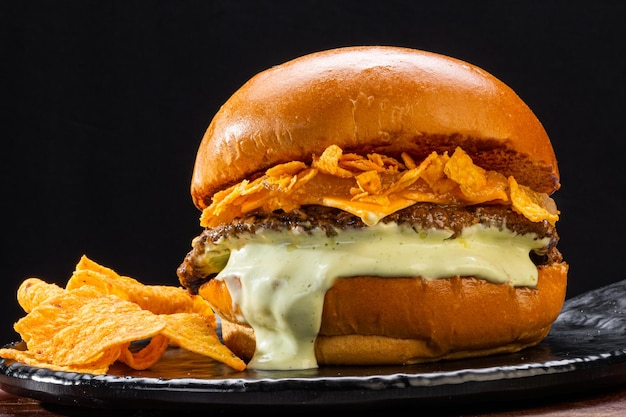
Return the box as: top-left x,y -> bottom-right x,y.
177,46 -> 568,370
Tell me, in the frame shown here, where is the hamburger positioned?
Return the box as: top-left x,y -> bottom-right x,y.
177,46 -> 568,370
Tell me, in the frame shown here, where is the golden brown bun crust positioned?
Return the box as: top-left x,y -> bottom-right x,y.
200,262 -> 568,365
192,46 -> 559,209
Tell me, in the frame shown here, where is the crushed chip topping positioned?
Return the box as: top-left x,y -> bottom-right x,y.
200,145 -> 559,227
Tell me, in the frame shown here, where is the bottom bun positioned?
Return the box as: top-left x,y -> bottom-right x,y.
200,262 -> 568,365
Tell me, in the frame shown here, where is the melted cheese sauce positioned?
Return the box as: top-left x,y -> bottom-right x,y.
214,223 -> 549,370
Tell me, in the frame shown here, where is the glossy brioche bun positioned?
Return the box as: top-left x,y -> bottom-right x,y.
199,263 -> 568,365
191,45 -> 560,210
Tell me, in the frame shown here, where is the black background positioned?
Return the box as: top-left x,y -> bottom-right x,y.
3,1 -> 625,344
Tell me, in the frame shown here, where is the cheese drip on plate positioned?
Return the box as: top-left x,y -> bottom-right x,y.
213,223 -> 549,370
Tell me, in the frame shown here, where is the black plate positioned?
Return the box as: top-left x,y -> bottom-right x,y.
1,280 -> 626,411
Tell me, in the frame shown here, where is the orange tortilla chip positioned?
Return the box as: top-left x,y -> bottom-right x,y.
341,158 -> 385,173
74,254 -> 118,278
118,334 -> 170,370
400,152 -> 418,169
17,278 -> 65,313
420,151 -> 454,193
0,348 -> 113,374
211,179 -> 263,219
383,167 -> 423,196
313,145 -> 354,178
161,313 -> 246,372
366,152 -> 386,169
444,147 -> 488,196
355,170 -> 382,195
266,160 -> 308,177
67,256 -> 216,327
13,287 -> 166,366
509,176 -> 559,225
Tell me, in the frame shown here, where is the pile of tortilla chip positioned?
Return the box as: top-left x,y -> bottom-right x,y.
0,255 -> 246,374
